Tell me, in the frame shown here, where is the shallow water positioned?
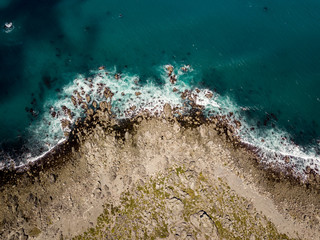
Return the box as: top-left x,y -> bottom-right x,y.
0,0 -> 320,173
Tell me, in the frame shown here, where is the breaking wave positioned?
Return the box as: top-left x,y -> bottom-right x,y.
1,64 -> 319,179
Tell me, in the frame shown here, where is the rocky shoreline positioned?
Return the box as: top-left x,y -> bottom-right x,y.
0,102 -> 320,239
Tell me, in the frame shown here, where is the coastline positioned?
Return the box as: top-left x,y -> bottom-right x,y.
0,105 -> 320,239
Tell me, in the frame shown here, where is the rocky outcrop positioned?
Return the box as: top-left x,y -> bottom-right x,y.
0,112 -> 319,240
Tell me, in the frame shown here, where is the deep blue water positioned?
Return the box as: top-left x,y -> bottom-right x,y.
0,0 -> 320,172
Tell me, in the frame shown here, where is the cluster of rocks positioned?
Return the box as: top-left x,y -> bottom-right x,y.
47,65 -> 320,189
1,78 -> 320,239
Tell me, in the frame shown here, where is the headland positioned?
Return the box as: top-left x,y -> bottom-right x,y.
0,101 -> 320,239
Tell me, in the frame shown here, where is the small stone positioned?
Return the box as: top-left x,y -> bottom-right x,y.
135,92 -> 141,96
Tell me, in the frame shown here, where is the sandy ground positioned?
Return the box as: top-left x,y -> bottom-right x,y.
0,109 -> 320,239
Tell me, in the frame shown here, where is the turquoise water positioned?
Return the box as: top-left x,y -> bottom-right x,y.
1,0 -> 320,174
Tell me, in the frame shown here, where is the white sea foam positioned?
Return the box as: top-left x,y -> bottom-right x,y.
6,64 -> 320,178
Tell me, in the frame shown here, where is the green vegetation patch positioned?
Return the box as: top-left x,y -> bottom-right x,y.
74,167 -> 295,240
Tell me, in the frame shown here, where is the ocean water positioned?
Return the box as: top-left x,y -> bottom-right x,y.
1,0 -> 320,175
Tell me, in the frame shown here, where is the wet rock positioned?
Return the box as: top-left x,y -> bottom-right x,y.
92,101 -> 97,109
170,75 -> 177,84
234,120 -> 241,129
205,92 -> 213,99
60,119 -> 71,129
173,87 -> 178,92
181,66 -> 188,72
71,95 -> 77,107
99,101 -> 107,111
166,65 -> 174,76
61,105 -> 72,119
135,92 -> 142,96
106,102 -> 112,113
181,90 -> 190,100
305,166 -> 311,174
85,94 -> 91,103
76,91 -> 83,104
114,73 -> 121,80
64,131 -> 69,137
104,87 -> 114,100
86,108 -> 94,116
81,103 -> 88,110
